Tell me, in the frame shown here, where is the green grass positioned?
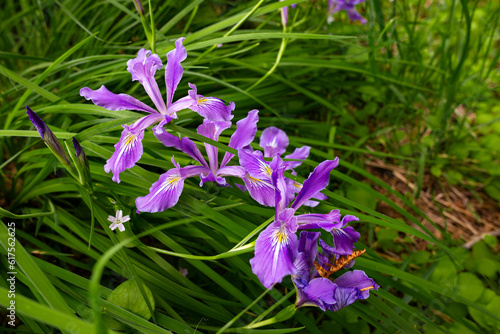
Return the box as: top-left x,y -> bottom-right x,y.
1,0 -> 500,333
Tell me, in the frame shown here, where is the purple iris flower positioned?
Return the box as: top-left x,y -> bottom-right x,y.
135,109 -> 259,213
328,0 -> 367,24
292,231 -> 378,311
80,37 -> 234,183
238,126 -> 315,207
250,158 -> 361,289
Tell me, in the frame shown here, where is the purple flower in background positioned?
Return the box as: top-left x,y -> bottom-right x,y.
136,110 -> 259,213
250,158 -> 361,288
80,37 -> 234,183
328,0 -> 367,24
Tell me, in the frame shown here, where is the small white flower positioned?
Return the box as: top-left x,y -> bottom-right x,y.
108,210 -> 130,232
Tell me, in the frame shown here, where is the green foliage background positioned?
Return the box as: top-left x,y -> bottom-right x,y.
1,0 -> 499,333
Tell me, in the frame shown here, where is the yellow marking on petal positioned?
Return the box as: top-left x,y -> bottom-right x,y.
124,133 -> 136,146
293,183 -> 302,188
247,175 -> 262,183
197,98 -> 209,105
360,286 -> 374,292
264,165 -> 272,176
167,177 -> 181,185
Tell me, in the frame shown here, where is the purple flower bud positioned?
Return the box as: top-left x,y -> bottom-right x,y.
26,106 -> 70,165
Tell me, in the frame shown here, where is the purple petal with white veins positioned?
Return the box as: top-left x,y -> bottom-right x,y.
165,95 -> 194,117
340,215 -> 360,228
153,125 -> 181,150
250,208 -> 298,288
221,109 -> 259,167
271,162 -> 288,214
330,226 -> 361,255
80,86 -> 157,114
165,38 -> 187,107
187,83 -> 234,121
298,278 -> 337,311
260,127 -> 289,158
127,49 -> 166,114
239,149 -> 273,180
242,173 -> 275,207
104,113 -> 163,183
292,158 -> 339,210
136,161 -> 186,213
296,210 -> 342,231
200,171 -> 228,187
283,146 -> 311,169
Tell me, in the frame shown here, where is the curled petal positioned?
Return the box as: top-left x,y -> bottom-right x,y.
127,49 -> 166,114
221,109 -> 259,167
165,37 -> 187,107
187,83 -> 234,121
250,211 -> 298,289
200,171 -> 227,187
292,158 -> 339,210
80,86 -> 157,114
260,127 -> 289,158
330,226 -> 361,255
329,270 -> 378,311
297,278 -> 337,311
283,146 -> 311,170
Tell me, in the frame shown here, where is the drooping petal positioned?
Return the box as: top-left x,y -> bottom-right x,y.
297,278 -> 337,311
80,86 -> 157,114
259,127 -> 289,158
221,109 -> 259,167
165,37 -> 187,107
241,174 -> 275,207
200,171 -> 228,187
127,49 -> 166,114
283,146 -> 311,170
187,83 -> 234,121
153,125 -> 209,167
296,210 -> 342,231
239,149 -> 273,180
104,113 -> 163,183
330,226 -> 361,255
136,159 -> 186,213
292,158 -> 339,210
250,209 -> 298,289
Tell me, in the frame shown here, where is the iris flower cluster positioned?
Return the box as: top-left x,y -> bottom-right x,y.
78,37 -> 377,312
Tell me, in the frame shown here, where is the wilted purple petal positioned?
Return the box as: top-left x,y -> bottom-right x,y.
260,127 -> 289,158
250,208 -> 298,288
187,83 -> 234,121
283,146 -> 310,169
292,158 -> 339,210
127,49 -> 166,114
221,109 -> 259,167
297,278 -> 337,311
80,86 -> 157,114
165,37 -> 187,107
